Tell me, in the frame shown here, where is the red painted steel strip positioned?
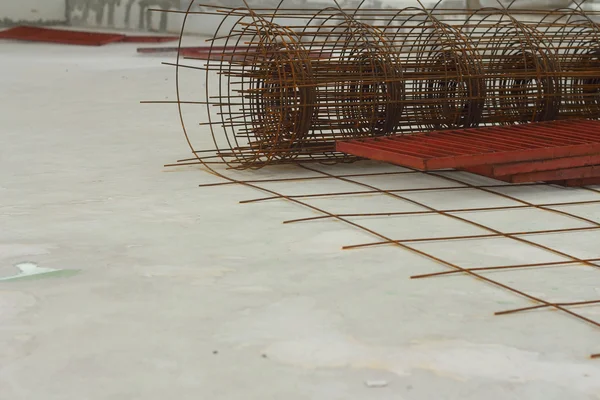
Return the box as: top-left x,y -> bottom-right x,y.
551,177 -> 600,187
550,120 -> 600,138
121,35 -> 177,43
336,141 -> 428,169
471,125 -> 582,147
537,121 -> 600,141
399,130 -> 520,152
384,134 -> 485,156
0,26 -> 125,46
462,165 -> 500,178
137,46 -> 212,53
493,128 -> 579,146
402,132 -> 517,153
507,165 -> 600,183
181,45 -> 257,51
470,120 -> 597,142
343,140 -> 442,159
400,135 -> 500,155
441,128 -> 543,149
375,137 -> 464,157
427,142 -> 600,170
0,27 -> 176,46
378,135 -> 465,156
504,124 -> 593,145
491,154 -> 600,176
425,120 -> 596,150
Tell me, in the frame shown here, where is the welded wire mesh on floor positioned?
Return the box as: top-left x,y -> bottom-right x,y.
193,160 -> 600,359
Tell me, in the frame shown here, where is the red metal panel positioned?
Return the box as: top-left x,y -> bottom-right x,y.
137,46 -> 185,53
471,154 -> 600,176
336,120 -> 600,171
465,165 -> 600,184
335,140 -> 429,169
121,36 -> 177,43
461,166 -> 512,182
0,26 -> 125,46
0,27 -> 177,46
462,165 -> 504,179
551,177 -> 600,187
508,165 -> 600,183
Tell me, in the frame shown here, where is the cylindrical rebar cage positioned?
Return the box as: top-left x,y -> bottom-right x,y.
173,1 -> 600,169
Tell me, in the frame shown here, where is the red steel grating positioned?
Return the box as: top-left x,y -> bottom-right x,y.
336,120 -> 600,171
0,26 -> 125,46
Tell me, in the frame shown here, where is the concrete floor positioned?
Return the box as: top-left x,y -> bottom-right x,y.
1,40 -> 600,399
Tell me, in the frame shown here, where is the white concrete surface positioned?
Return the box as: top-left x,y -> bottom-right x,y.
0,0 -> 66,23
1,39 -> 600,400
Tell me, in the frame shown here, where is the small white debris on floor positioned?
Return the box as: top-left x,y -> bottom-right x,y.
365,380 -> 389,388
0,262 -> 59,281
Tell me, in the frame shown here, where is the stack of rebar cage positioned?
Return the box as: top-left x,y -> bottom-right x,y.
172,1 -> 600,169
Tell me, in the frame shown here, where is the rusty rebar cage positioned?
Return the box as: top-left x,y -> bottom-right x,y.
169,1 -> 600,169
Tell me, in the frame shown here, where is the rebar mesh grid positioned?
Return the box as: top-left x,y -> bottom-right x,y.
184,159 -> 600,359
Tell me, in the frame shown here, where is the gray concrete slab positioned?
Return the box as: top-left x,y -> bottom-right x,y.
1,41 -> 600,400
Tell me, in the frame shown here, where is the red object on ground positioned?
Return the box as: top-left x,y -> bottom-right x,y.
120,35 -> 178,43
551,177 -> 600,187
0,26 -> 125,46
0,26 -> 177,46
336,120 -> 600,171
463,164 -> 600,184
465,153 -> 600,176
336,120 -> 600,187
137,46 -> 192,53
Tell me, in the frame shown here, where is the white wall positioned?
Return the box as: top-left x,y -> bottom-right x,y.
9,0 -> 591,33
66,0 -> 359,35
0,0 -> 66,23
